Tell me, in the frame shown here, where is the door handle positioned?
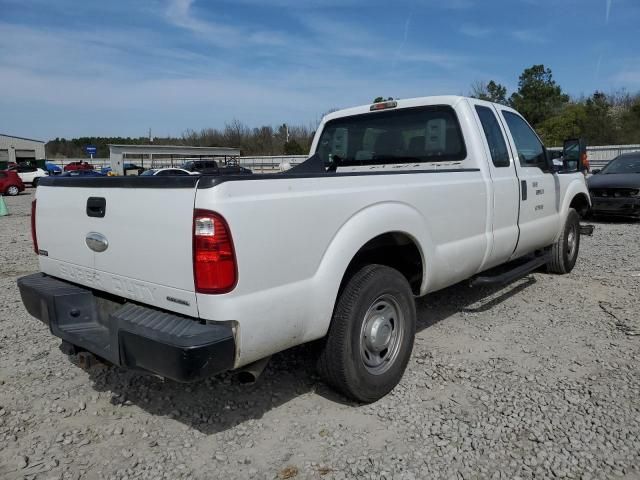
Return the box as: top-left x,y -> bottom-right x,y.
86,197 -> 106,218
521,180 -> 527,201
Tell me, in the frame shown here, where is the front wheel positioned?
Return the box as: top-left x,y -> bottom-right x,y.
32,178 -> 39,188
547,208 -> 580,274
317,264 -> 416,403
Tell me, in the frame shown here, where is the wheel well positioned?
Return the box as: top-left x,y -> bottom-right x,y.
341,232 -> 423,295
570,193 -> 590,217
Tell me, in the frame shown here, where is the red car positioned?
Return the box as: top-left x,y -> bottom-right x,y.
63,161 -> 94,172
0,170 -> 26,196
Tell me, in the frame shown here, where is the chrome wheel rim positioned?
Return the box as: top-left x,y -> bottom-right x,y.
7,186 -> 18,196
567,224 -> 577,259
360,294 -> 404,375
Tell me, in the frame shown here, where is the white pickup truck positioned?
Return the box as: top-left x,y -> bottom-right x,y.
19,96 -> 591,402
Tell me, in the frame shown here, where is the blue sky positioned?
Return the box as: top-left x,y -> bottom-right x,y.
1,0 -> 638,140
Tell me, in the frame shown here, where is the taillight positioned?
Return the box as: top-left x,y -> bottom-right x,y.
31,199 -> 38,254
193,209 -> 237,294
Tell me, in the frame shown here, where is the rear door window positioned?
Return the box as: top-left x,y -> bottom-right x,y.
475,106 -> 510,168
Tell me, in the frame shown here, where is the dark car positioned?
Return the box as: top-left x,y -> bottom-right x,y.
100,163 -> 144,175
182,160 -> 252,175
181,160 -> 219,172
60,170 -> 106,177
0,170 -> 26,196
588,153 -> 640,219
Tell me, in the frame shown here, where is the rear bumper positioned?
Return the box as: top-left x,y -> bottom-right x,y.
590,197 -> 640,218
18,273 -> 236,382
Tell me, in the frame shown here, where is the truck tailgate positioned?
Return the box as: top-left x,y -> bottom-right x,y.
34,178 -> 199,317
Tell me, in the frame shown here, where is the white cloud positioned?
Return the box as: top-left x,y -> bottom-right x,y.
163,0 -> 292,48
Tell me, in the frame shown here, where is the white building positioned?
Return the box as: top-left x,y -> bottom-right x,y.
0,133 -> 46,168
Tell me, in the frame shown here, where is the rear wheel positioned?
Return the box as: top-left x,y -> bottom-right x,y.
5,185 -> 19,196
317,264 -> 416,403
32,178 -> 39,188
547,208 -> 580,274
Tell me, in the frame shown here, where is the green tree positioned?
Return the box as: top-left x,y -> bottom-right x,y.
619,97 -> 640,144
470,80 -> 508,105
509,65 -> 569,127
373,97 -> 394,103
581,92 -> 616,145
283,139 -> 305,155
538,103 -> 587,146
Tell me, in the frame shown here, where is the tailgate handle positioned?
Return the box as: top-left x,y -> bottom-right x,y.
86,197 -> 106,218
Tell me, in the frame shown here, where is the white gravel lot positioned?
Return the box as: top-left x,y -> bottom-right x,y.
1,190 -> 639,480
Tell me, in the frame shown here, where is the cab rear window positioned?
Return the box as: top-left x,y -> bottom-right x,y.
316,106 -> 467,166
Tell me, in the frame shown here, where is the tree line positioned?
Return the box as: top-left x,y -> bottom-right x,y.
470,64 -> 640,146
46,122 -> 315,159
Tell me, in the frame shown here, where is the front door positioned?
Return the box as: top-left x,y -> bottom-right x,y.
497,108 -> 560,258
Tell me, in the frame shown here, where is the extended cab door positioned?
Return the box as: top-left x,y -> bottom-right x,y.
497,108 -> 560,258
469,100 -> 520,269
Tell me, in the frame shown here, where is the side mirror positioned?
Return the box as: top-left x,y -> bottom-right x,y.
563,138 -> 588,173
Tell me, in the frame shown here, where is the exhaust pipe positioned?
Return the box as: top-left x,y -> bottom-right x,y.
236,356 -> 271,384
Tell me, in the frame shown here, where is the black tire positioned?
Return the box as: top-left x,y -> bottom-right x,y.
5,185 -> 20,196
32,178 -> 39,188
547,208 -> 580,274
317,264 -> 416,403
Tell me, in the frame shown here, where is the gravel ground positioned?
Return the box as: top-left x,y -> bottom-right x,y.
1,191 -> 639,480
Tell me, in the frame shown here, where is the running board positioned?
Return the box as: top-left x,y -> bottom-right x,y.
470,253 -> 551,287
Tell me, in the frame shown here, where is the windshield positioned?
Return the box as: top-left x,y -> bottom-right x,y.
140,169 -> 156,176
601,155 -> 640,174
315,106 -> 466,167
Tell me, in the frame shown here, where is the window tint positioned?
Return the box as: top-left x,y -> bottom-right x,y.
475,106 -> 510,168
502,111 -> 546,169
316,106 -> 466,166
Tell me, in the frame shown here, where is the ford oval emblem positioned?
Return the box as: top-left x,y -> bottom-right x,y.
85,232 -> 109,253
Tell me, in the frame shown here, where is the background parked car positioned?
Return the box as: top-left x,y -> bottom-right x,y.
0,170 -> 26,196
181,160 -> 252,175
8,164 -> 48,187
45,162 -> 63,175
100,163 -> 144,175
588,152 -> 640,219
64,161 -> 94,172
59,170 -> 106,177
140,168 -> 199,176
